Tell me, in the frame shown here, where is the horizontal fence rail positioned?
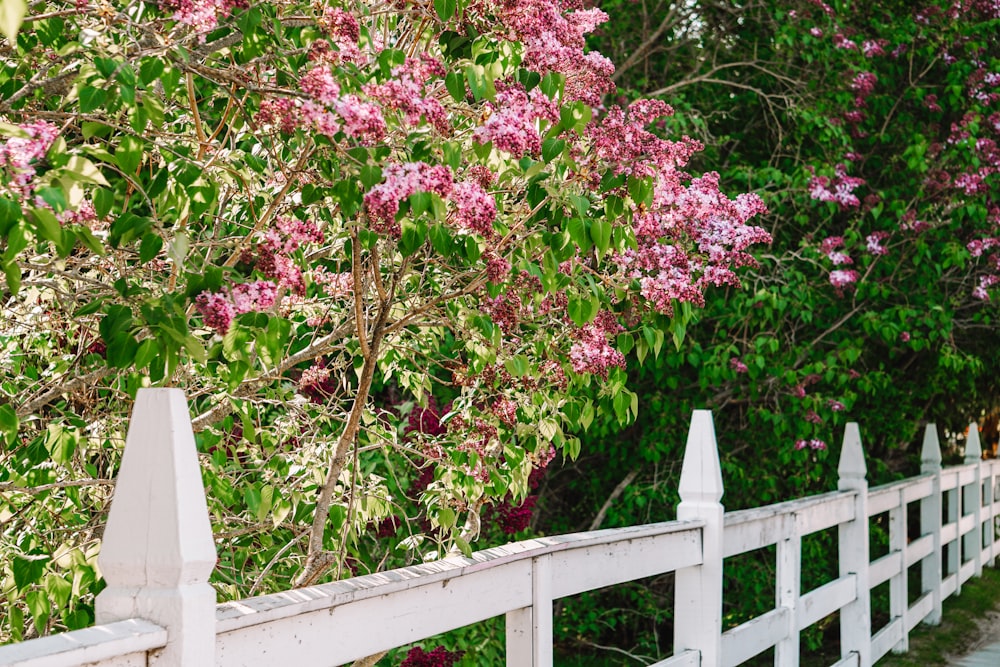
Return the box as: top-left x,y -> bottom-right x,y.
1,388 -> 998,667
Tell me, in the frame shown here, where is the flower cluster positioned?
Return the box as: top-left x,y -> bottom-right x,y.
400,646 -> 464,667
472,82 -> 558,156
808,164 -> 865,209
569,311 -> 625,378
363,162 -> 454,236
250,217 -> 324,294
160,0 -> 247,34
364,55 -> 449,134
195,280 -> 279,334
486,0 -> 615,105
0,121 -> 59,198
795,439 -> 828,451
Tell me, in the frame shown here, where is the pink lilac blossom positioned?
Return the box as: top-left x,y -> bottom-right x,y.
160,0 -> 247,33
729,358 -> 749,373
364,162 -> 455,237
229,280 -> 278,314
829,269 -> 860,289
364,55 -> 450,134
808,164 -> 865,209
794,439 -> 828,451
862,40 -> 887,57
472,84 -> 557,156
312,267 -> 353,298
449,180 -> 497,236
900,331 -> 911,342
489,1 -> 615,105
399,646 -> 464,667
973,274 -> 999,300
827,399 -> 845,411
866,231 -> 889,255
851,71 -> 878,97
195,290 -> 237,335
299,67 -> 340,105
334,95 -> 387,144
0,120 -> 59,198
569,311 -> 625,378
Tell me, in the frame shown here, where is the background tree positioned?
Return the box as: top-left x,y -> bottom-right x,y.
541,0 -> 1000,661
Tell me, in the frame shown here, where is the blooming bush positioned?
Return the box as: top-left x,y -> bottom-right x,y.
0,0 -> 769,645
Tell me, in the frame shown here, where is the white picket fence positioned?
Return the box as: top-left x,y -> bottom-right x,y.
1,388 -> 998,667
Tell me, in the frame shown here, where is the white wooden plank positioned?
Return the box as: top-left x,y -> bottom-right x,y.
650,650 -> 699,667
942,573 -> 959,599
870,617 -> 903,663
775,535 -> 801,667
960,559 -> 976,585
0,619 -> 165,667
959,466 -> 977,486
505,607 -> 532,666
831,652 -> 859,667
907,592 -> 934,631
942,470 -> 959,492
723,511 -> 792,557
959,513 -> 976,537
907,534 -> 934,567
720,608 -> 790,667
869,551 -> 901,588
550,528 -> 702,598
216,559 -> 533,666
942,521 -> 958,544
797,493 -> 856,535
533,556 -> 553,667
798,575 -> 856,630
868,486 -> 901,515
903,476 -> 935,503
722,490 -> 854,557
217,520 -> 703,631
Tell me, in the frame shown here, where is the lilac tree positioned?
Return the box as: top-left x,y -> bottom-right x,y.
0,0 -> 768,642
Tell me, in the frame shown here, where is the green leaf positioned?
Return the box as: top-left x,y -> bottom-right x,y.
445,71 -> 465,102
590,218 -> 611,254
115,136 -> 143,174
541,138 -> 565,163
13,554 -> 48,591
566,217 -> 592,252
139,233 -> 163,263
504,354 -> 530,377
0,403 -> 18,439
139,57 -> 165,85
63,156 -> 110,187
4,260 -> 21,294
434,0 -> 456,21
133,338 -> 158,369
0,0 -> 27,42
465,64 -> 494,101
79,87 -> 107,114
26,590 -> 49,635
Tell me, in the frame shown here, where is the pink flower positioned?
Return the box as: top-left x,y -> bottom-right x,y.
300,66 -> 340,105
449,180 -> 496,236
829,269 -> 860,289
569,311 -> 625,379
364,162 -> 455,237
827,399 -> 845,411
229,280 -> 278,314
866,232 -> 889,256
729,358 -> 749,373
195,291 -> 236,334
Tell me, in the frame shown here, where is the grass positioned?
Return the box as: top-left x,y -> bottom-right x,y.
877,567 -> 1000,667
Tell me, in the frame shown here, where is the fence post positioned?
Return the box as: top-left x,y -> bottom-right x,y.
920,424 -> 943,626
838,423 -> 871,667
95,388 -> 217,666
674,410 -> 724,667
889,486 -> 908,653
964,423 -> 983,580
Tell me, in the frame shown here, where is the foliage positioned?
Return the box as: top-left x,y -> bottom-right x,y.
539,0 -> 1000,660
0,0 -> 771,648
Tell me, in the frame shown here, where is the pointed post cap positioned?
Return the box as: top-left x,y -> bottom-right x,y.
921,423 -> 942,472
965,422 -> 982,464
98,388 -> 216,589
678,410 -> 723,505
838,422 -> 867,488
